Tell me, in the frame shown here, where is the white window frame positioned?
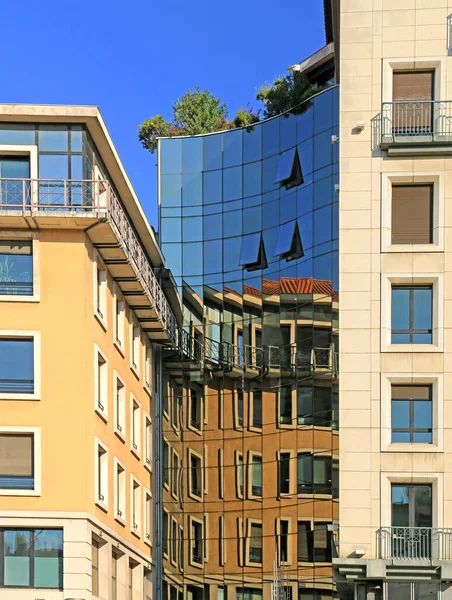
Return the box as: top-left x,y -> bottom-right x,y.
235,450 -> 244,500
188,515 -> 204,568
0,330 -> 41,401
276,517 -> 292,566
171,448 -> 180,501
130,395 -> 141,458
188,448 -> 203,502
130,320 -> 141,378
114,457 -> 126,526
381,172 -> 444,253
143,413 -> 152,472
381,273 -> 443,353
277,449 -> 295,497
144,343 -> 153,396
94,344 -> 108,421
0,426 -> 41,496
144,488 -> 152,546
187,385 -> 202,434
113,286 -> 125,355
113,371 -> 126,441
245,518 -> 263,567
170,516 -> 178,567
130,475 -> 141,538
94,437 -> 108,511
93,250 -> 108,330
381,372 -> 443,452
0,232 -> 40,303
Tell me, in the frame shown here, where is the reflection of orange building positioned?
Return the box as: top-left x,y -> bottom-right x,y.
161,278 -> 339,600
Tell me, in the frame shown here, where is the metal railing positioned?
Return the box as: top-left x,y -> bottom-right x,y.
376,101 -> 452,146
0,178 -> 178,343
378,527 -> 452,560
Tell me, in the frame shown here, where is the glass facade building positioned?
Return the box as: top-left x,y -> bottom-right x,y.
158,86 -> 339,600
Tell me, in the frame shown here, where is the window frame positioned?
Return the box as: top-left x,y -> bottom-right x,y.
93,250 -> 108,330
94,437 -> 108,511
113,457 -> 126,526
187,385 -> 202,433
0,426 -> 41,496
234,384 -> 245,430
236,450 -> 245,499
391,384 -> 433,443
171,448 -> 180,500
144,413 -> 153,472
130,320 -> 141,378
113,286 -> 125,355
0,331 -> 40,401
187,448 -> 203,501
189,515 -> 203,568
277,517 -> 291,566
391,284 -> 433,344
245,519 -> 263,566
94,344 -> 108,421
278,449 -> 294,497
144,488 -> 152,546
248,451 -> 263,500
130,475 -> 141,538
130,395 -> 141,459
249,387 -> 263,431
0,233 -> 40,303
113,371 -> 126,442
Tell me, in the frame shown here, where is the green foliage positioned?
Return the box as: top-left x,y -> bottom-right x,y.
230,105 -> 260,129
256,70 -> 321,119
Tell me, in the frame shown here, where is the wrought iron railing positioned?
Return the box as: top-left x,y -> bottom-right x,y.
378,527 -> 452,560
0,178 -> 178,343
375,101 -> 452,146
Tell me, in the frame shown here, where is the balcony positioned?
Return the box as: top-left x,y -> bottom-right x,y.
378,527 -> 452,561
0,178 -> 178,344
373,101 -> 452,155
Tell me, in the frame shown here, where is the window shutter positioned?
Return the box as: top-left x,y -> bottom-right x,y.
250,524 -> 262,549
392,185 -> 432,244
0,434 -> 33,476
314,523 -> 328,549
393,71 -> 434,102
392,385 -> 431,400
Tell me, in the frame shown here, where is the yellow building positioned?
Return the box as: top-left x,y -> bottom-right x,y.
0,105 -> 178,599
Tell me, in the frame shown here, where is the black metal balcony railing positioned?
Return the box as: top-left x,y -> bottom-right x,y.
373,101 -> 452,148
378,527 -> 452,560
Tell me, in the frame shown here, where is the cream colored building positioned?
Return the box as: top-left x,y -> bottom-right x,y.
0,105 -> 179,599
336,1 -> 452,600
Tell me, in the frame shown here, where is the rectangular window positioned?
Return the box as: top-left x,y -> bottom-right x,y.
145,492 -> 152,542
0,338 -> 34,394
392,285 -> 433,344
171,519 -> 178,564
297,453 -> 312,494
132,479 -> 141,534
96,350 -> 107,416
251,390 -> 262,429
172,451 -> 179,499
219,516 -> 225,566
279,452 -> 291,495
92,538 -> 99,596
163,440 -> 169,487
115,377 -> 125,435
249,523 -> 262,564
392,185 -> 433,244
392,70 -> 434,135
236,589 -> 263,600
190,453 -> 202,498
114,292 -> 125,348
96,443 -> 108,505
145,416 -> 152,468
129,560 -> 134,600
235,387 -> 244,428
115,461 -> 125,521
162,511 -> 169,555
279,519 -> 289,563
313,523 -> 332,562
145,344 -> 152,391
131,398 -> 140,455
0,433 -> 34,490
131,324 -> 140,372
95,260 -> 107,321
0,240 -> 33,296
250,455 -> 262,498
297,386 -> 313,425
189,388 -> 201,430
280,386 -> 293,425
191,519 -> 203,565
112,550 -> 119,600
297,521 -> 312,562
392,385 -> 432,443
237,453 -> 244,498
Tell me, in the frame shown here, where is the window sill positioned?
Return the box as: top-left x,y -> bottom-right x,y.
114,427 -> 126,444
144,534 -> 152,548
278,423 -> 295,430
383,243 -> 443,254
131,446 -> 141,461
189,559 -> 203,569
95,499 -> 108,513
0,487 -> 40,497
114,339 -> 125,358
248,426 -> 263,434
144,458 -> 152,473
130,364 -> 140,381
131,526 -> 141,540
383,343 -> 442,353
188,491 -> 203,502
248,495 -> 263,502
95,406 -> 108,423
163,482 -> 170,492
171,491 -> 178,501
144,383 -> 152,398
0,392 -> 39,401
383,442 -> 441,453
95,311 -> 107,332
0,294 -> 39,303
187,423 -> 202,436
115,513 -> 126,527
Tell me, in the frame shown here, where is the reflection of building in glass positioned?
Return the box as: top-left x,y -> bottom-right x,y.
158,83 -> 339,599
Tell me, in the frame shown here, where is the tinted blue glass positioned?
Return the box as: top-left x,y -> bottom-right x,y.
332,86 -> 339,127
223,166 -> 242,201
243,206 -> 261,235
263,197 -> 279,230
203,214 -> 222,240
280,114 -> 297,150
183,216 -> 202,242
313,176 -> 333,209
414,401 -> 432,428
182,206 -> 202,216
0,338 -> 33,393
298,139 -> 314,175
298,184 -> 313,215
223,209 -> 242,238
183,242 -> 202,276
392,431 -> 411,443
392,288 -> 410,331
264,227 -> 279,264
182,173 -> 202,206
280,191 -> 297,224
262,118 -> 279,158
38,127 -> 68,151
392,400 -> 410,428
262,156 -> 279,192
392,333 -> 410,343
298,213 -> 313,250
297,108 -> 314,142
160,217 -> 181,243
204,240 -> 222,274
182,137 -> 202,173
244,194 -> 262,208
314,91 -> 333,133
160,139 -> 181,174
203,170 -> 222,205
204,202 -> 222,215
413,432 -> 432,443
0,126 -> 35,145
274,221 -> 296,256
314,205 -> 332,246
413,333 -> 432,344
223,130 -> 242,167
39,155 -> 68,179
274,148 -> 296,184
314,252 -> 332,280
224,237 -> 241,272
243,162 -> 261,197
314,131 -> 333,172
239,233 -> 261,266
0,249 -> 32,296
413,288 -> 432,330
203,134 -> 223,171
243,126 -> 262,163
161,174 -> 182,207
71,129 -> 83,151
71,155 -> 83,179
162,243 -> 182,276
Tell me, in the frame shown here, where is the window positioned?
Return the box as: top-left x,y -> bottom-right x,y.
313,523 -> 332,562
172,450 -> 179,499
219,516 -> 226,566
236,589 -> 262,600
332,459 -> 339,499
95,439 -> 108,508
297,386 -> 313,425
95,347 -> 108,419
236,452 -> 244,498
189,388 -> 201,430
145,415 -> 152,468
114,291 -> 125,349
239,233 -> 268,271
115,459 -> 125,522
0,337 -> 34,394
112,550 -> 119,600
280,386 -> 293,425
0,528 -> 63,589
0,433 -> 34,490
131,478 -> 141,535
274,147 -> 303,189
387,582 -> 439,600
189,452 -> 202,499
171,518 -> 178,564
92,538 -> 99,596
392,484 -> 432,529
392,185 -> 433,244
163,440 -> 169,487
162,511 -> 169,556
94,257 -> 107,322
114,376 -> 125,436
131,323 -> 140,373
129,560 -> 135,600
0,240 -> 33,296
251,390 -> 262,429
145,344 -> 152,391
274,221 -> 304,261
179,526 -> 184,570
248,522 -> 262,564
190,519 -> 203,565
235,387 -> 244,428
392,285 -> 432,344
392,385 -> 432,443
297,453 -> 332,494
279,452 -> 291,495
250,454 -> 262,498
145,491 -> 152,543
278,519 -> 289,564
392,70 -> 434,135
131,397 -> 140,456
297,521 -> 312,562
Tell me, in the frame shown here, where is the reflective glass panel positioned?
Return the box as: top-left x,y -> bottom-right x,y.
4,530 -> 31,586
71,128 -> 83,152
0,125 -> 35,145
38,126 -> 68,151
262,117 -> 279,158
274,221 -> 296,256
161,174 -> 182,207
223,166 -> 242,201
160,139 -> 181,174
243,206 -> 261,235
280,113 -> 297,150
314,205 -> 332,246
203,134 -> 222,171
39,155 -> 68,179
243,161 -> 261,197
297,108 -> 314,143
34,529 -> 63,588
182,242 -> 202,276
182,137 -> 202,173
314,91 -> 333,133
204,240 -> 222,275
223,130 -> 242,167
203,170 -> 222,205
71,155 -> 83,179
0,338 -> 34,393
274,148 -> 296,184
182,216 -> 202,242
223,209 -> 242,238
160,218 -> 181,243
0,240 -> 33,296
413,288 -> 432,330
392,288 -> 410,331
239,233 -> 261,266
182,173 -> 202,206
162,243 -> 182,276
313,131 -> 333,172
243,126 -> 262,163
203,213 -> 222,240
223,238 -> 241,272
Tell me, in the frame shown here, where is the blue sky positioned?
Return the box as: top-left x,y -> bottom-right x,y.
1,0 -> 325,228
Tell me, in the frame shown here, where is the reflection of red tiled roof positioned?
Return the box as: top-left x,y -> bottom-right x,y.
240,278 -> 338,300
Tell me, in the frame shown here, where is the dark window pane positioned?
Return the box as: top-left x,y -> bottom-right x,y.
275,221 -> 296,256
243,206 -> 261,235
274,148 -> 296,184
298,387 -> 313,425
388,582 -> 411,600
297,454 -> 312,493
0,338 -> 34,393
263,118 -> 279,158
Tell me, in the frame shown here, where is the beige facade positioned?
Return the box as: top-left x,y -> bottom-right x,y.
337,1 -> 452,599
